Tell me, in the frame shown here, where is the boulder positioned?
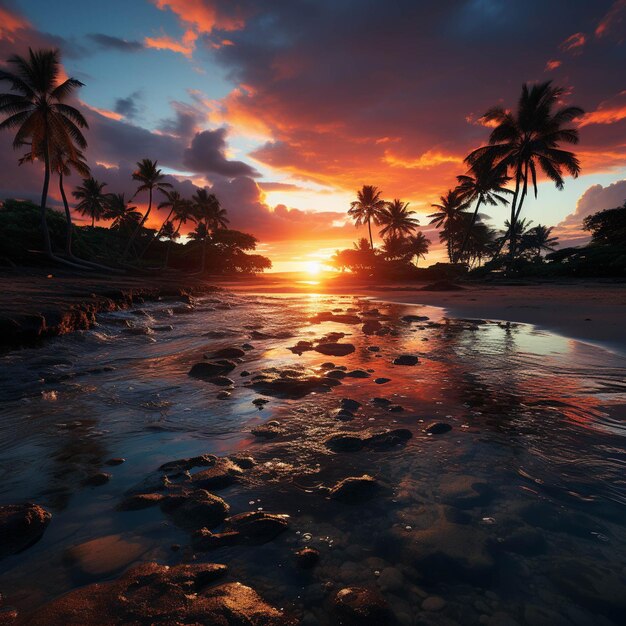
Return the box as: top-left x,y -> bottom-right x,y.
325,433 -> 364,452
160,490 -> 230,530
294,547 -> 320,569
328,475 -> 380,504
188,360 -> 236,379
393,355 -> 419,366
332,587 -> 396,626
424,422 -> 452,435
211,347 -> 246,359
0,503 -> 52,559
191,458 -> 244,490
315,343 -> 355,357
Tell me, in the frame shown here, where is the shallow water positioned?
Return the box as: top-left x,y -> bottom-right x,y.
0,291 -> 625,624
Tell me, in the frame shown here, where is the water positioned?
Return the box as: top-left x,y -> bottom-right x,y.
0,291 -> 625,624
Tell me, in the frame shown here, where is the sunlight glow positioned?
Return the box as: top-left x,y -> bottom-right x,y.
306,261 -> 322,275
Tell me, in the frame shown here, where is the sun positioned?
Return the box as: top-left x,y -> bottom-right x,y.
306,261 -> 322,275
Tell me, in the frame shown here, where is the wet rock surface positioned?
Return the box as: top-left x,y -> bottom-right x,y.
0,504 -> 52,559
314,342 -> 356,356
393,354 -> 419,366
188,360 -> 236,379
328,475 -> 380,503
25,562 -> 296,626
247,366 -> 341,398
332,586 -> 396,625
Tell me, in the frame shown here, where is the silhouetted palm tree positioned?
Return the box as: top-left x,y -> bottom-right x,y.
0,48 -> 88,263
139,188 -> 184,259
193,189 -> 228,274
523,224 -> 559,260
466,81 -> 583,260
455,164 -> 512,262
105,194 -> 142,234
73,177 -> 108,227
379,199 -> 419,239
164,198 -> 195,268
123,159 -> 172,260
348,185 -> 386,250
382,234 -> 408,261
428,189 -> 470,262
404,232 -> 430,266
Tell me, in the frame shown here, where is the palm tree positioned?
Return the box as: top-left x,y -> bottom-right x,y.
193,189 -> 228,274
379,199 -> 419,238
348,185 -> 386,250
73,177 -> 109,227
455,164 -> 512,262
466,81 -> 583,260
381,234 -> 408,261
105,194 -> 142,234
428,189 -> 470,262
138,188 -> 184,259
524,224 -> 559,260
0,48 -> 88,263
122,159 -> 172,260
164,198 -> 195,268
403,232 -> 431,266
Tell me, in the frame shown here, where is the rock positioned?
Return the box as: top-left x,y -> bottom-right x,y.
295,547 -> 320,569
242,343 -> 254,350
251,422 -> 283,439
161,490 -> 230,530
367,346 -> 380,352
25,562 -> 296,626
402,315 -> 430,323
252,398 -> 269,407
104,458 -> 125,466
377,567 -> 404,591
191,458 -> 244,489
159,454 -> 216,472
63,534 -> 149,578
329,475 -> 380,503
401,519 -> 495,583
364,429 -> 412,449
216,390 -> 231,399
229,455 -> 255,469
422,596 -> 446,612
188,360 -> 236,379
325,433 -> 364,452
548,558 -> 626,621
117,493 -> 164,511
333,587 -> 396,626
207,376 -> 234,387
388,405 -> 404,412
0,503 -> 52,559
362,320 -> 382,334
346,369 -> 370,378
225,511 -> 289,543
374,377 -> 390,384
211,347 -> 246,359
372,397 -> 391,406
425,422 -> 452,435
326,369 -> 347,379
310,312 -> 361,324
240,370 -> 251,377
330,408 -> 355,421
340,398 -> 362,412
440,475 -> 495,508
82,472 -> 111,487
393,355 -> 419,366
248,366 -> 341,398
172,304 -> 195,314
288,340 -> 314,355
315,343 -> 355,356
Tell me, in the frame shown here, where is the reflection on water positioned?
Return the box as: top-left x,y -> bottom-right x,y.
0,291 -> 625,624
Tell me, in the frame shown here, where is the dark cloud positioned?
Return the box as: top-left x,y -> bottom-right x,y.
87,33 -> 145,52
183,128 -> 260,178
114,92 -> 142,119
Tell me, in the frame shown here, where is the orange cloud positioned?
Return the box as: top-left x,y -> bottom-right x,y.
544,59 -> 562,71
152,0 -> 246,33
80,101 -> 124,121
383,150 -> 461,170
144,29 -> 197,57
579,91 -> 626,127
559,32 -> 586,54
0,7 -> 28,42
595,0 -> 626,38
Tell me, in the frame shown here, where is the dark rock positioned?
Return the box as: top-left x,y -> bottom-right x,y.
333,587 -> 396,626
319,362 -> 336,369
104,458 -> 125,466
159,454 -> 216,473
225,511 -> 289,543
241,343 -> 254,350
240,370 -> 251,377
393,354 -> 419,366
326,369 -> 347,379
229,455 -> 255,469
252,398 -> 269,407
211,347 -> 246,359
82,472 -> 111,487
425,422 -> 452,435
251,422 -> 282,439
294,547 -> 320,569
0,503 -> 52,559
206,376 -> 234,387
191,458 -> 243,489
402,314 -> 430,322
364,429 -> 412,449
340,398 -> 361,412
367,346 -> 380,352
310,312 -> 361,324
315,343 -> 355,356
374,377 -> 390,384
287,340 -> 314,355
388,404 -> 404,412
188,360 -> 236,379
248,367 -> 341,398
325,433 -> 364,452
372,397 -> 391,406
216,390 -> 231,399
25,562 -> 295,626
329,475 -> 380,503
161,490 -> 229,530
330,409 -> 355,421
346,369 -> 370,378
362,320 -> 382,334
117,493 -> 164,511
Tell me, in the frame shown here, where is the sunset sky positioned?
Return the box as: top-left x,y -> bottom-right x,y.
1,0 -> 625,272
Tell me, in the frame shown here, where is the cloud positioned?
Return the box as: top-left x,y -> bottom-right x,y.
87,33 -> 145,52
554,179 -> 626,246
183,128 -> 260,178
559,32 -> 587,54
151,0 -> 248,34
0,5 -> 28,42
579,91 -> 626,126
114,92 -> 142,120
258,182 -> 309,192
544,59 -> 562,71
595,0 -> 626,39
144,30 -> 197,57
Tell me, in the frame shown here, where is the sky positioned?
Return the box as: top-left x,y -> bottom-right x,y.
0,0 -> 625,272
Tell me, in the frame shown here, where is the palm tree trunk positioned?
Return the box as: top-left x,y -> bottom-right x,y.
40,140 -> 54,259
367,218 -> 374,250
200,221 -> 208,274
509,162 -> 529,263
456,198 -> 483,263
138,205 -> 175,260
491,166 -> 523,263
164,220 -> 183,269
59,172 -> 73,257
91,215 -> 95,228
123,187 -> 152,260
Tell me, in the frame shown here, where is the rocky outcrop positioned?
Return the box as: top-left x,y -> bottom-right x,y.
0,503 -> 52,559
